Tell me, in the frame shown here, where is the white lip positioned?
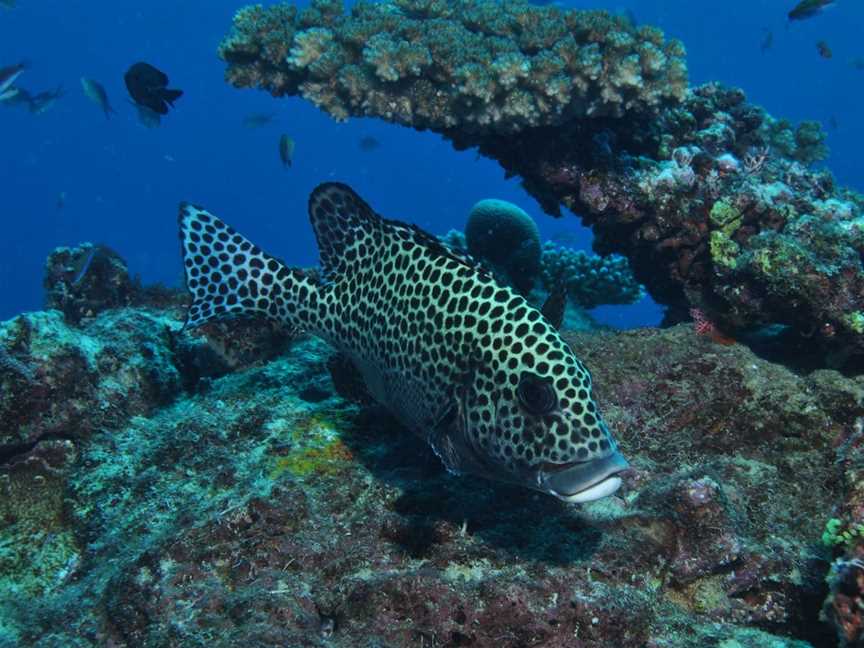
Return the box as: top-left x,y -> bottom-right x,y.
549,476 -> 622,503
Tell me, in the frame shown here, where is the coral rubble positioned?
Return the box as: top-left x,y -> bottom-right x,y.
220,0 -> 864,365
2,246 -> 863,647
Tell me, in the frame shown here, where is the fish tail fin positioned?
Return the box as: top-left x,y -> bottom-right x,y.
178,202 -> 320,331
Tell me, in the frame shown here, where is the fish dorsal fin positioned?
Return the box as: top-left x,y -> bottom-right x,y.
540,282 -> 568,330
309,182 -> 491,280
308,183 -> 382,281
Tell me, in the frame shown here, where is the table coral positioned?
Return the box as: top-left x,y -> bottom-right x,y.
219,0 -> 688,134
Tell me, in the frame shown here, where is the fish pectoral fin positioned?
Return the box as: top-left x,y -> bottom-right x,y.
540,281 -> 568,330
427,421 -> 464,476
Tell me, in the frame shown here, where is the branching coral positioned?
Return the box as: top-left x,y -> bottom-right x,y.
220,0 -> 688,134
540,242 -> 643,308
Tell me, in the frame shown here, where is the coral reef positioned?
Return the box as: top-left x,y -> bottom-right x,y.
219,0 -> 688,134
2,245 -> 863,647
464,198 -> 541,294
220,2 -> 864,365
44,242 -> 184,324
483,84 -> 863,366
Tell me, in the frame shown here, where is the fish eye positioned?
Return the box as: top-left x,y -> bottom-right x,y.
516,373 -> 557,416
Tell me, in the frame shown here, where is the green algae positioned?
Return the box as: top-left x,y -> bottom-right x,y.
709,231 -> 740,270
709,200 -> 742,236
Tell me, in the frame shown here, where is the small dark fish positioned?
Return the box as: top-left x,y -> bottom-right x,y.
829,116 -> 838,129
358,136 -> 380,152
124,62 -> 183,115
279,134 -> 295,167
788,0 -> 834,21
817,40 -> 833,59
760,29 -> 774,54
57,191 -> 66,210
81,78 -> 115,119
851,57 -> 864,71
243,112 -> 276,128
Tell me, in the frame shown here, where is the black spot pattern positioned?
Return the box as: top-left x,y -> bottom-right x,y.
178,184 -> 618,486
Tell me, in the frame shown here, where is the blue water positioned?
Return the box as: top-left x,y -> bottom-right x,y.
1,0 -> 861,327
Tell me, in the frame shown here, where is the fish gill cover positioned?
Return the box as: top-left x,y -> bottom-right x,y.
220,0 -> 864,367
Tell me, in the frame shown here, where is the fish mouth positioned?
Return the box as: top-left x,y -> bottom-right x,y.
536,450 -> 629,503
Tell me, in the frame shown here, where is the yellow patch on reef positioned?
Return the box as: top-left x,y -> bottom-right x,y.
270,440 -> 354,478
664,574 -> 728,614
268,412 -> 355,479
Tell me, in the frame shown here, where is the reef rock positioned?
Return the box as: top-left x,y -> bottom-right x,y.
2,276 -> 861,646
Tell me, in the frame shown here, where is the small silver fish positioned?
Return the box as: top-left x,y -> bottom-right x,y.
81,78 -> 115,119
243,112 -> 276,128
27,86 -> 64,115
279,134 -> 295,167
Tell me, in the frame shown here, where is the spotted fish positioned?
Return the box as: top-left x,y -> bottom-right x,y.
178,183 -> 629,503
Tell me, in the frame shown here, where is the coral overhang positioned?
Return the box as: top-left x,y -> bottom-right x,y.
219,0 -> 864,366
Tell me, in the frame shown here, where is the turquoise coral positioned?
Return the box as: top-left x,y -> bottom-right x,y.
464,198 -> 541,294
220,0 -> 688,133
